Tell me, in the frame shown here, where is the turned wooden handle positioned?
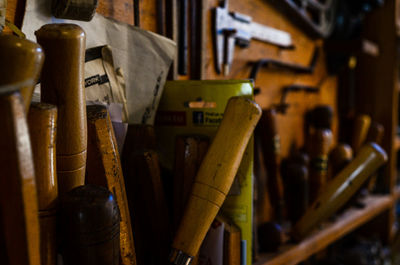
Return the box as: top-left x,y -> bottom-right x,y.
28,102 -> 58,265
292,143 -> 388,241
0,35 -> 44,113
257,109 -> 284,222
35,24 -> 87,195
307,128 -> 333,203
170,97 -> 261,264
86,104 -> 137,265
0,89 -> 40,265
351,114 -> 371,154
329,143 -> 353,177
366,122 -> 384,144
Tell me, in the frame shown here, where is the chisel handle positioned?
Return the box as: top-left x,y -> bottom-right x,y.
0,88 -> 40,265
35,24 -> 87,195
329,143 -> 353,177
28,103 -> 58,265
307,128 -> 333,203
292,143 -> 387,241
351,114 -> 371,154
170,97 -> 261,265
0,35 -> 44,113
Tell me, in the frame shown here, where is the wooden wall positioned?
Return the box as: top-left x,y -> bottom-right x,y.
6,0 -> 337,158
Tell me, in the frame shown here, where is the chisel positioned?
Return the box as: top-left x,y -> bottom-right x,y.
0,88 -> 40,265
36,24 -> 87,195
170,97 -> 261,265
86,104 -> 137,265
292,143 -> 387,241
329,143 -> 353,177
0,35 -> 44,113
28,103 -> 58,265
351,114 -> 371,154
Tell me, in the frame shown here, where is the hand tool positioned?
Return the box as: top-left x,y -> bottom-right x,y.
0,86 -> 41,265
269,0 -> 337,38
123,150 -> 171,265
306,128 -> 333,203
329,143 -> 353,177
281,153 -> 309,224
123,124 -> 157,153
214,0 -> 294,75
249,46 -> 319,80
28,103 -> 58,265
58,184 -> 120,265
351,114 -> 371,154
256,109 -> 284,223
173,135 -> 210,232
292,143 -> 387,241
0,34 -> 44,113
170,97 -> 261,265
86,104 -> 137,265
178,0 -> 188,75
306,105 -> 334,131
52,0 -> 98,21
274,85 -> 319,114
217,215 -> 241,265
36,24 -> 87,195
365,122 -> 384,192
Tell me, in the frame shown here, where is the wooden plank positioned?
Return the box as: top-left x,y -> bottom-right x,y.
254,195 -> 393,265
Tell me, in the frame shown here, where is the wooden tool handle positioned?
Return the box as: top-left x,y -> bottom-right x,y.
0,89 -> 40,265
351,114 -> 371,154
292,143 -> 387,241
0,35 -> 44,113
36,24 -> 87,195
170,97 -> 261,264
257,109 -> 284,222
86,104 -> 137,265
366,122 -> 384,144
307,128 -> 333,203
329,143 -> 353,177
28,102 -> 58,265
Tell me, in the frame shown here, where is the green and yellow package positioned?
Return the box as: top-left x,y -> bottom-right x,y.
155,80 -> 254,265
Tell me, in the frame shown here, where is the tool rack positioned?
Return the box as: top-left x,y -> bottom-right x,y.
5,0 -> 400,264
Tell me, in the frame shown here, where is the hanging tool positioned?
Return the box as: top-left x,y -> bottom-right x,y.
28,103 -> 58,265
292,143 -> 387,241
52,0 -> 98,21
36,24 -> 87,195
170,97 -> 261,265
268,0 -> 337,38
273,85 -> 319,114
86,105 -> 137,265
249,46 -> 319,80
214,0 -> 294,75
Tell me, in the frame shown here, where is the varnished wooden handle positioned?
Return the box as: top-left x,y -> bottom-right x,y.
257,109 -> 284,222
307,128 -> 333,203
0,89 -> 41,265
351,114 -> 371,154
292,143 -> 387,241
170,97 -> 261,264
28,102 -> 58,265
329,143 -> 353,177
35,24 -> 87,195
86,104 -> 137,265
0,35 -> 44,113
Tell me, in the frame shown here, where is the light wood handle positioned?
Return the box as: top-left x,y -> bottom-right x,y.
28,102 -> 58,265
0,35 -> 44,113
292,143 -> 387,241
170,97 -> 261,264
351,114 -> 371,154
0,89 -> 40,265
35,24 -> 87,195
86,104 -> 137,265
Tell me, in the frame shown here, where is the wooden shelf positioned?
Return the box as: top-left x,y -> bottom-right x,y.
254,195 -> 393,265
